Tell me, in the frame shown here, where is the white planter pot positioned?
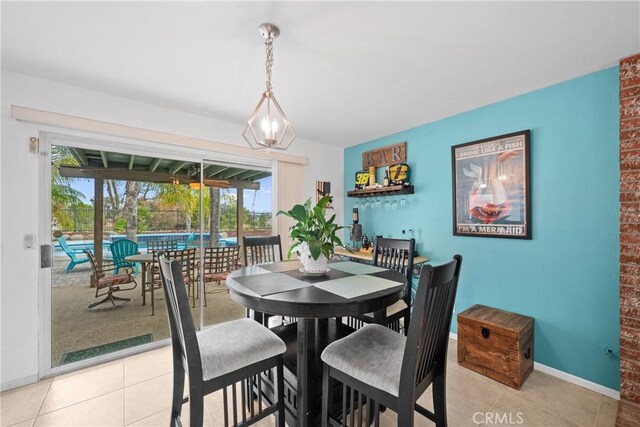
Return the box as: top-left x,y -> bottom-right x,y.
298,242 -> 329,273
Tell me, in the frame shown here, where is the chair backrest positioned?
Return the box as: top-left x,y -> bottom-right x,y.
58,236 -> 77,260
157,252 -> 203,382
84,249 -> 100,276
110,239 -> 138,267
148,240 -> 179,251
185,232 -> 196,248
243,235 -> 283,266
152,248 -> 197,283
373,237 -> 415,305
202,246 -> 240,275
399,255 -> 462,399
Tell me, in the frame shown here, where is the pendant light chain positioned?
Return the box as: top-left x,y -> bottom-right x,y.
265,35 -> 274,92
243,23 -> 295,151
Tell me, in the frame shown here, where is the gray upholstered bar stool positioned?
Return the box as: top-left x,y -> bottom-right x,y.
158,253 -> 287,427
320,255 -> 463,427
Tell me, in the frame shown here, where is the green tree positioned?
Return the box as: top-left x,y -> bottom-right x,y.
156,184 -> 199,231
51,146 -> 85,231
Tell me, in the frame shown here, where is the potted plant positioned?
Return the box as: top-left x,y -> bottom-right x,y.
277,196 -> 345,273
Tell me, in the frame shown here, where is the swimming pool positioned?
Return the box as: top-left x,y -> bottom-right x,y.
55,233 -> 239,256
109,233 -> 238,248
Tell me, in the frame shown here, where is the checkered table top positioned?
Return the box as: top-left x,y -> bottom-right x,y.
228,260 -> 405,300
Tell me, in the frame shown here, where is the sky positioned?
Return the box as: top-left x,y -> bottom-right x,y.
69,176 -> 273,212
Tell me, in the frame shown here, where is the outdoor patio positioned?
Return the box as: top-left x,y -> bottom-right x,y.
51,256 -> 246,367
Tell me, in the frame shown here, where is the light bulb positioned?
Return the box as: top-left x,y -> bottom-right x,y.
261,118 -> 270,135
271,119 -> 278,134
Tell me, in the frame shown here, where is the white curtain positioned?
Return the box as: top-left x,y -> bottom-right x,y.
274,161 -> 303,258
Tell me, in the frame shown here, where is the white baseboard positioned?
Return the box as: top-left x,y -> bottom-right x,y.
533,362 -> 620,400
447,332 -> 620,400
1,374 -> 39,392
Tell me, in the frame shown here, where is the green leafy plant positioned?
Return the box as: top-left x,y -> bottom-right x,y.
277,196 -> 345,260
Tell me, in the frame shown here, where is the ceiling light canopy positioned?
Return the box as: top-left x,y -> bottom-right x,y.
243,23 -> 296,151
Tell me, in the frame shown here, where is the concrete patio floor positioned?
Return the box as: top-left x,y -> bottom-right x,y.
51,256 -> 246,367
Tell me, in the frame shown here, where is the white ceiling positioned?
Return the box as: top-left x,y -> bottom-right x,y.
2,1 -> 639,148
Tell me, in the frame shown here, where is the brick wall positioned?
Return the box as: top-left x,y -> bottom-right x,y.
620,52 -> 640,404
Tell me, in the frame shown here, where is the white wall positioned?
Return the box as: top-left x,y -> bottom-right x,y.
0,70 -> 344,389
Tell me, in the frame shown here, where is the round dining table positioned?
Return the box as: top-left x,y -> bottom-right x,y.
226,259 -> 406,427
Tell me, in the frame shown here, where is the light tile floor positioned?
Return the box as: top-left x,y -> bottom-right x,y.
1,340 -> 618,426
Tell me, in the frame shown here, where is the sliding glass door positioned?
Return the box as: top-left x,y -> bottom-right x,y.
198,161 -> 272,328
42,133 -> 274,374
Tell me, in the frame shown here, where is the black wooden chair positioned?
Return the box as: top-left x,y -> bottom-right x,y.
347,237 -> 415,335
243,235 -> 283,266
242,235 -> 293,326
321,255 -> 462,427
157,252 -> 287,427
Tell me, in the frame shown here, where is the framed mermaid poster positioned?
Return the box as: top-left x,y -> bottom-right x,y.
451,130 -> 531,239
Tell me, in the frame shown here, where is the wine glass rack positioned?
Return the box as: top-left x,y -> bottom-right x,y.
347,184 -> 414,198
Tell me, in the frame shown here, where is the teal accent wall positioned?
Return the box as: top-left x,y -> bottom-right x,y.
343,67 -> 620,390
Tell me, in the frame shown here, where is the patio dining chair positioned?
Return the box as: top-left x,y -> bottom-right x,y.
109,239 -> 139,274
85,249 -> 137,309
147,240 -> 179,252
321,255 -> 462,427
198,246 -> 241,305
58,235 -> 89,273
148,248 -> 197,315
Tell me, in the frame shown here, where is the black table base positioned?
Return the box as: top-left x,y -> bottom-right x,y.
254,318 -> 356,426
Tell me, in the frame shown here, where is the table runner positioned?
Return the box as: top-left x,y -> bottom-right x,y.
312,274 -> 402,299
233,272 -> 311,296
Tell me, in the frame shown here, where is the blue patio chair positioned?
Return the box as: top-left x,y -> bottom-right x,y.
58,235 -> 90,273
179,232 -> 196,249
109,239 -> 139,274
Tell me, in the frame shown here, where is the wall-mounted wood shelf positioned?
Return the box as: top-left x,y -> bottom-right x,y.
347,184 -> 414,198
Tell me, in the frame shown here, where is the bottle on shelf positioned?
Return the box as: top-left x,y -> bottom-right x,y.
383,169 -> 390,186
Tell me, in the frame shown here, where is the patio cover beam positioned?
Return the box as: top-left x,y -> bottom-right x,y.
99,151 -> 109,168
222,169 -> 247,179
170,161 -> 189,175
59,165 -> 260,189
149,158 -> 162,172
68,147 -> 88,167
208,166 -> 230,177
128,155 -> 136,170
234,170 -> 264,180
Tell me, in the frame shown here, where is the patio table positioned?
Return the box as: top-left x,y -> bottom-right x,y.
125,253 -> 154,307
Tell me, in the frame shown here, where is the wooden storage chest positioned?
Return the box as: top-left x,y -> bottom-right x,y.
457,304 -> 534,389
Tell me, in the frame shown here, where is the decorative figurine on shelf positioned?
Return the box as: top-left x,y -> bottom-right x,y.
354,170 -> 370,190
389,163 -> 410,186
368,166 -> 377,186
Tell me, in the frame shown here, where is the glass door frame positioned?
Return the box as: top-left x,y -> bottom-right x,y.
38,132 -> 201,378
38,131 -> 274,378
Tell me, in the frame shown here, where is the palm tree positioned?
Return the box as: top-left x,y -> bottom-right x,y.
51,146 -> 85,231
156,184 -> 199,231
